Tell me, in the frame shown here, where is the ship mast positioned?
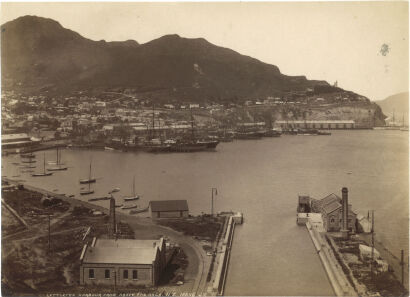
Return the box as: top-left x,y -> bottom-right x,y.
152,104 -> 155,139
190,108 -> 195,140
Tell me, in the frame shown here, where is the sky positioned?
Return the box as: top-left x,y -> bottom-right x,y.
1,2 -> 408,101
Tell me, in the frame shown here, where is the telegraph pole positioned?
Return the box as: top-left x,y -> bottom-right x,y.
113,270 -> 117,295
48,214 -> 51,251
211,188 -> 217,216
370,210 -> 374,278
400,249 -> 404,286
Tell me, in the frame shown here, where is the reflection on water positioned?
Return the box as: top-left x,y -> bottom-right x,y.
2,130 -> 408,295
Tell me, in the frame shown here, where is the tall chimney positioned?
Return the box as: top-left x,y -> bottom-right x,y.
341,187 -> 349,239
109,198 -> 116,238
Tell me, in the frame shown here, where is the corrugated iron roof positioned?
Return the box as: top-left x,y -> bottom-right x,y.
83,246 -> 157,264
150,200 -> 189,212
322,201 -> 341,214
83,238 -> 163,264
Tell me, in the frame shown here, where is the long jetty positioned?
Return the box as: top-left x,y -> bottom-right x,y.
212,213 -> 243,296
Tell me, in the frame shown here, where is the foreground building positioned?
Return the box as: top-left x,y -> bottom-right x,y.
80,237 -> 166,286
311,191 -> 356,233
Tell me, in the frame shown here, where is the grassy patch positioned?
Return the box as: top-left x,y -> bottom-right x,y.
157,215 -> 225,242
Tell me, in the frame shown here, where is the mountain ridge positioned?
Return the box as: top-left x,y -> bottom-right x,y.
2,15 -> 349,103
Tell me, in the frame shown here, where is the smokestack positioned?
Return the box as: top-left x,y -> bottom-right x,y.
109,198 -> 116,238
341,187 -> 349,239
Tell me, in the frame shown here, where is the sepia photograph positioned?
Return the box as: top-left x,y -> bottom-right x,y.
0,2 -> 409,296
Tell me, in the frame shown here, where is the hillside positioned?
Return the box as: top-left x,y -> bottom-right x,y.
376,92 -> 409,119
2,15 -> 331,102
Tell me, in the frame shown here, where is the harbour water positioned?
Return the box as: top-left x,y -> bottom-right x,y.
2,130 -> 408,295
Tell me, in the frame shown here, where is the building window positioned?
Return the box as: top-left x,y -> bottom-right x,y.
348,219 -> 351,223
330,218 -> 335,223
105,269 -> 110,279
89,269 -> 95,279
133,270 -> 138,280
123,270 -> 128,279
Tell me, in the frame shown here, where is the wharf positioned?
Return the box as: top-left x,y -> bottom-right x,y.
209,212 -> 243,296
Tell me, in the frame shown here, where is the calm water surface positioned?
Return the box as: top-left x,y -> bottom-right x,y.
2,130 -> 408,296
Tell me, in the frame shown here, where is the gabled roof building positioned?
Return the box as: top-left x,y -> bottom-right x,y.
80,237 -> 166,286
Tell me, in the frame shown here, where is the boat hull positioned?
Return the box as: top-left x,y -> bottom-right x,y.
32,173 -> 53,177
124,196 -> 140,201
47,167 -> 68,171
80,179 -> 96,184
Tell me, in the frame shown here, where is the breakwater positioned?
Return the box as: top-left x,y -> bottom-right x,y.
212,213 -> 243,296
305,221 -> 357,297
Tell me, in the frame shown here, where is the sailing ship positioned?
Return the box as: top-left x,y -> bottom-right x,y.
141,105 -> 172,153
170,109 -> 219,151
124,176 -> 140,201
79,160 -> 96,184
263,129 -> 282,137
47,148 -> 68,171
32,153 -> 53,177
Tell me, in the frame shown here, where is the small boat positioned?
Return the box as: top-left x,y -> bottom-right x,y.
111,188 -> 120,193
80,189 -> 94,195
22,165 -> 36,169
32,172 -> 53,177
121,204 -> 138,210
20,153 -> 35,158
124,196 -> 140,201
48,167 -> 68,171
115,204 -> 124,208
123,176 -> 139,201
317,130 -> 332,136
68,195 -> 75,198
129,206 -> 149,214
21,159 -> 36,163
105,147 -> 115,151
88,196 -> 111,202
80,178 -> 96,184
32,153 -> 53,177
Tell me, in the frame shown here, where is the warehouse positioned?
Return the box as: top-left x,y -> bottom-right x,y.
274,120 -> 355,130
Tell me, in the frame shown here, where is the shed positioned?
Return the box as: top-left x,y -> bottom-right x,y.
149,200 -> 189,218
